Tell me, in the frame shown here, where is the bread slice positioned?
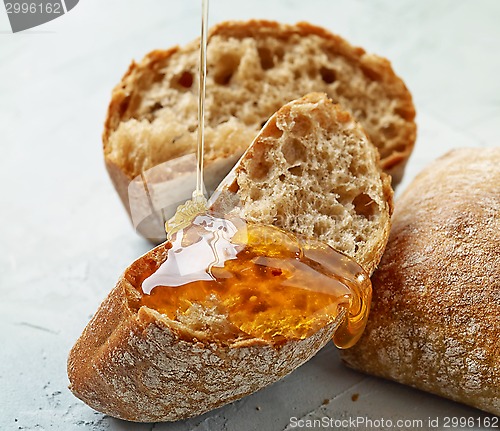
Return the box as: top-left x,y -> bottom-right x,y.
210,93 -> 393,275
103,20 -> 414,242
69,94 -> 393,422
341,148 -> 500,416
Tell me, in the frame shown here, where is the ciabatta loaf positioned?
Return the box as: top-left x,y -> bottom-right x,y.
69,94 -> 393,422
103,20 -> 413,241
341,148 -> 500,416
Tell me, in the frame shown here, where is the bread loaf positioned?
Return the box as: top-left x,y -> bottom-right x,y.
341,148 -> 500,416
103,20 -> 414,241
68,94 -> 393,422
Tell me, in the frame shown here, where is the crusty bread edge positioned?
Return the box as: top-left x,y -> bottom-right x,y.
341,149 -> 500,416
366,170 -> 393,275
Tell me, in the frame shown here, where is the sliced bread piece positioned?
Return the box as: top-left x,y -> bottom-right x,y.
211,93 -> 393,275
103,20 -> 413,241
69,94 -> 393,422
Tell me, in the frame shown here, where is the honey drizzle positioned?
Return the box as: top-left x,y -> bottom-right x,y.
196,0 -> 208,198
139,215 -> 371,348
165,0 -> 209,238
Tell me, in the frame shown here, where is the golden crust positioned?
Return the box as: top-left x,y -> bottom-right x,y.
102,20 -> 414,241
67,243 -> 342,422
341,148 -> 500,416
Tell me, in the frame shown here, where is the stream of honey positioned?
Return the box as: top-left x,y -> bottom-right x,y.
164,0 -> 208,238
140,0 -> 372,349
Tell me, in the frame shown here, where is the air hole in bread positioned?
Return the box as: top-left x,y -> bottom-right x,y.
178,71 -> 194,88
290,116 -> 312,137
249,188 -> 262,200
249,160 -> 272,181
358,164 -> 368,175
288,166 -> 303,176
151,102 -> 163,112
258,47 -> 275,70
228,180 -> 240,194
352,193 -> 377,218
382,123 -> 398,139
355,109 -> 367,121
188,124 -> 197,133
275,46 -> 285,60
170,71 -> 194,91
282,137 -> 307,164
246,144 -> 272,181
313,220 -> 328,237
320,66 -> 336,84
214,54 -> 241,85
264,119 -> 283,138
278,174 -> 286,182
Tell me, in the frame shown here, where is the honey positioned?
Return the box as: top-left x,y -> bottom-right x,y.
137,214 -> 371,349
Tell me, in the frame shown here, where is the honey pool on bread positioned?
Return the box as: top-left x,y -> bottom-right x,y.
132,213 -> 372,349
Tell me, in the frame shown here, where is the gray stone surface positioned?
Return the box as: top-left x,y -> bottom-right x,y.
1,0 -> 499,429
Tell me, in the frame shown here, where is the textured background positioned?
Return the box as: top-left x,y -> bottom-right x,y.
1,0 -> 499,430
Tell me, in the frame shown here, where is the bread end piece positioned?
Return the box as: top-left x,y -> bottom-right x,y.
341,148 -> 500,416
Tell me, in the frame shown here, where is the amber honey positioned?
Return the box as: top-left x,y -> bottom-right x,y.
138,214 -> 371,348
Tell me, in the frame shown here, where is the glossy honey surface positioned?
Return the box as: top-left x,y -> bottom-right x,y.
137,214 -> 371,348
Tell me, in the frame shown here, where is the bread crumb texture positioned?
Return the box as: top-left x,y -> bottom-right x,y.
104,21 -> 416,184
217,93 -> 393,275
341,148 -> 500,416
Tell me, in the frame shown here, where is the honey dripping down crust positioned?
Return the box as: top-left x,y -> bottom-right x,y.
132,214 -> 371,348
